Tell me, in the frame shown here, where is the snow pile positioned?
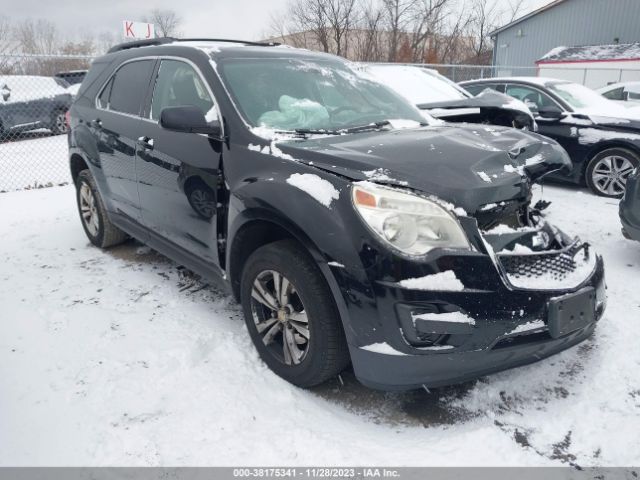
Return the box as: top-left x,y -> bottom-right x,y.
398,270 -> 465,291
412,311 -> 476,326
477,171 -> 492,183
360,342 -> 408,356
499,243 -> 535,254
507,319 -> 546,335
362,168 -> 408,185
502,248 -> 598,290
286,173 -> 339,207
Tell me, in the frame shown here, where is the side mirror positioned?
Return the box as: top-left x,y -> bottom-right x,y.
160,106 -> 221,136
537,106 -> 564,119
1,89 -> 9,102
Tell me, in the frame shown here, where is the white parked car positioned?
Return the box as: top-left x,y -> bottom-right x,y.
360,64 -> 536,129
598,81 -> 640,106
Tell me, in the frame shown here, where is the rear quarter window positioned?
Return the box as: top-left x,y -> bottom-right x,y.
106,59 -> 154,116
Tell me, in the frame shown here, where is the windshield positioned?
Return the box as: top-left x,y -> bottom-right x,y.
217,58 -> 429,132
547,81 -> 624,112
366,65 -> 468,105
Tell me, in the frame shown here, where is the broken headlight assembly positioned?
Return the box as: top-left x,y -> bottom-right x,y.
352,182 -> 470,256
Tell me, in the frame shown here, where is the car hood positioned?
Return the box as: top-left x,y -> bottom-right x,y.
278,123 -> 571,213
417,89 -> 534,120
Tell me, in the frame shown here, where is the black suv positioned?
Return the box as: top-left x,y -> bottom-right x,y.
68,39 -> 606,390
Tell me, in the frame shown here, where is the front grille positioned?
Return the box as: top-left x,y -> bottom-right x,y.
498,242 -> 594,290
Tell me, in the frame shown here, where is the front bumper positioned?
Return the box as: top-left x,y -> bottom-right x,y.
344,223 -> 606,390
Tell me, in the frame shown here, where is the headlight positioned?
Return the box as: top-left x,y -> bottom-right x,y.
352,182 -> 470,255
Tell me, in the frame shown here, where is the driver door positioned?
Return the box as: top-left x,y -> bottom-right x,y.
135,58 -> 223,266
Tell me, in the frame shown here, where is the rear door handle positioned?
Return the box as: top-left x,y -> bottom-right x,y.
137,136 -> 154,150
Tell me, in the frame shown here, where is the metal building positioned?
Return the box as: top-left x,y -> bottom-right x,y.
490,0 -> 640,68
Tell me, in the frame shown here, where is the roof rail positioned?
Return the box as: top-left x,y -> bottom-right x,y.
107,38 -> 176,54
175,38 -> 280,47
106,37 -> 280,55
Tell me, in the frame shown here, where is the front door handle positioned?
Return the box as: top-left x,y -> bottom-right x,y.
137,136 -> 154,150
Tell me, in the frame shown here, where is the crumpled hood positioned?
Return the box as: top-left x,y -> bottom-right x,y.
418,89 -> 533,119
278,124 -> 571,213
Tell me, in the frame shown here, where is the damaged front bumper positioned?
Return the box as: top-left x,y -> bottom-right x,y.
348,218 -> 606,391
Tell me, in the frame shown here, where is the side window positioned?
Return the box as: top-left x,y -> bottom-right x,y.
465,83 -> 499,96
107,60 -> 154,116
505,85 -> 555,113
97,77 -> 113,109
602,87 -> 625,101
150,60 -> 214,121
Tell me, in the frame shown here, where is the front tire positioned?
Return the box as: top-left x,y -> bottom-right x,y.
50,109 -> 68,135
240,240 -> 350,388
585,148 -> 639,198
75,169 -> 127,248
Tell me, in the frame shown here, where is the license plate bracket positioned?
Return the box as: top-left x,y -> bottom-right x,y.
547,287 -> 596,339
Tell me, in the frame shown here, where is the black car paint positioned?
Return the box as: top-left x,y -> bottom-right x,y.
620,167 -> 640,242
69,43 -> 605,390
461,78 -> 640,185
0,76 -> 72,137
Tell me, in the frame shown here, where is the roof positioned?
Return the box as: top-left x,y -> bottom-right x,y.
537,43 -> 640,64
489,0 -> 568,37
460,77 -> 566,87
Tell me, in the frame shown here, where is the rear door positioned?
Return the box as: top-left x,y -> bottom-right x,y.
135,58 -> 223,266
89,59 -> 156,222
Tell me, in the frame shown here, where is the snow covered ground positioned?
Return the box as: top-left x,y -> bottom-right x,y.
1,180 -> 638,467
0,135 -> 70,192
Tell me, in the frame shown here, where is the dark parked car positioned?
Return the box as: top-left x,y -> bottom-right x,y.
0,75 -> 72,138
620,167 -> 640,242
362,65 -> 536,130
55,70 -> 87,86
461,77 -> 640,198
68,39 -> 605,391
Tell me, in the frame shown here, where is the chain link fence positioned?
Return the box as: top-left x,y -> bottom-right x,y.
0,53 -> 93,192
1,53 -> 640,193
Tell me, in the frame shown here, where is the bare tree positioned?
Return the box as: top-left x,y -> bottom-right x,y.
353,1 -> 385,61
0,16 -> 17,73
321,0 -> 359,57
290,0 -> 332,52
383,0 -> 419,61
146,9 -> 182,38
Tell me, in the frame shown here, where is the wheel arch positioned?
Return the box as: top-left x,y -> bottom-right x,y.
582,140 -> 640,177
69,153 -> 89,185
227,212 -> 326,302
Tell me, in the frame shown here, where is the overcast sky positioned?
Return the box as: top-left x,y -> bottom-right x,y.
7,0 -> 554,43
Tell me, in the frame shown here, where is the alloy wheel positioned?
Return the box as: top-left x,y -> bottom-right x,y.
79,183 -> 99,236
591,155 -> 635,196
250,270 -> 310,366
56,112 -> 68,134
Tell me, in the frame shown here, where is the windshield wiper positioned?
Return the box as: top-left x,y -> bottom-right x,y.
344,120 -> 430,133
294,128 -> 342,136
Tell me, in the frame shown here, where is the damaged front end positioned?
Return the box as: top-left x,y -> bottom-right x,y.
347,183 -> 605,391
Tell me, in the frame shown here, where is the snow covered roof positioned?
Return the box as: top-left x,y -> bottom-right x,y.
461,77 -> 562,87
538,43 -> 640,64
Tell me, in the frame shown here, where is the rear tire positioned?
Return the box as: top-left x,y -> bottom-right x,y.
240,239 -> 350,388
75,169 -> 127,248
585,148 -> 639,198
